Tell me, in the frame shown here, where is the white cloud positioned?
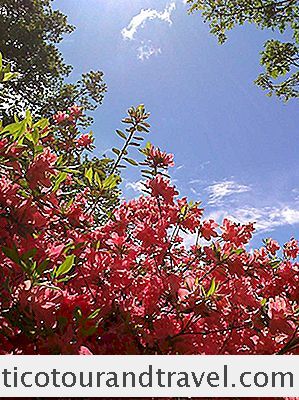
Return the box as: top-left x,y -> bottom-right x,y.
125,180 -> 146,193
137,41 -> 162,61
292,188 -> 299,201
199,161 -> 210,170
205,179 -> 251,206
189,178 -> 203,184
181,231 -> 197,248
205,205 -> 299,233
121,2 -> 176,40
201,177 -> 299,233
180,231 -> 210,249
176,204 -> 299,248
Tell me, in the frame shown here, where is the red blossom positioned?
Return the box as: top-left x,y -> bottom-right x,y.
284,238 -> 299,259
146,144 -> 174,168
53,111 -> 68,124
26,148 -> 57,190
69,104 -> 83,118
0,138 -> 8,151
0,116 -> 298,359
76,133 -> 93,148
268,297 -> 293,335
266,238 -> 280,255
53,105 -> 82,126
201,219 -> 218,240
221,218 -> 255,246
147,175 -> 178,204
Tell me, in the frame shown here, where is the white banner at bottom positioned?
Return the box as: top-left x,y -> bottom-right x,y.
0,355 -> 298,397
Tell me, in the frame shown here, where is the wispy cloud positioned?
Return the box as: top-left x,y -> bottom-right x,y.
137,41 -> 162,61
205,179 -> 251,206
177,203 -> 299,248
189,178 -> 204,185
125,180 -> 146,193
206,205 -> 299,233
121,2 -> 176,41
200,176 -> 299,233
199,161 -> 210,170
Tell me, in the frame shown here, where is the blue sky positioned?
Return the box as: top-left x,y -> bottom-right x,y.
56,0 -> 299,245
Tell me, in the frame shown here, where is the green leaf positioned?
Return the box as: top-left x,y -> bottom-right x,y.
87,308 -> 101,320
94,172 -> 103,188
232,248 -> 245,256
21,248 -> 37,262
129,142 -> 140,147
116,129 -> 127,140
103,174 -> 119,189
1,121 -> 21,136
53,172 -> 67,192
261,298 -> 267,307
270,260 -> 281,269
3,72 -> 18,82
29,260 -> 37,273
141,169 -> 153,176
112,147 -> 120,155
206,278 -> 216,297
0,52 -> 2,71
124,157 -> 138,166
85,167 -> 93,185
34,145 -> 44,154
25,110 -> 32,126
137,104 -> 145,112
74,307 -> 82,320
82,326 -> 97,337
2,63 -> 12,73
55,254 -> 75,278
56,273 -> 76,283
137,125 -> 149,133
36,259 -> 50,275
32,129 -> 39,145
34,118 -> 49,131
25,130 -> 33,143
2,246 -> 20,264
14,120 -> 26,141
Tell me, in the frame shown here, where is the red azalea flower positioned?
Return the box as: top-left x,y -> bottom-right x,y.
266,238 -> 280,255
284,238 -> 299,259
76,133 -> 93,148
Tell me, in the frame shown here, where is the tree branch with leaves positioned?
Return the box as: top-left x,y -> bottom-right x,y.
186,0 -> 299,101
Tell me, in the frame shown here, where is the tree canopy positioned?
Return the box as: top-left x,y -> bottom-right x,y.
0,0 -> 107,124
186,0 -> 299,101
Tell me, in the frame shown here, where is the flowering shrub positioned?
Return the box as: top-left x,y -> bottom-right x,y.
0,108 -> 298,358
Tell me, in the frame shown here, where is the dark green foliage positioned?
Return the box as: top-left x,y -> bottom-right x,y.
0,0 -> 107,124
187,0 -> 299,100
255,39 -> 299,100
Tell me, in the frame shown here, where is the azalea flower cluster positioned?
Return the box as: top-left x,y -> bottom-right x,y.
53,105 -> 83,125
0,111 -> 298,362
52,105 -> 95,151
